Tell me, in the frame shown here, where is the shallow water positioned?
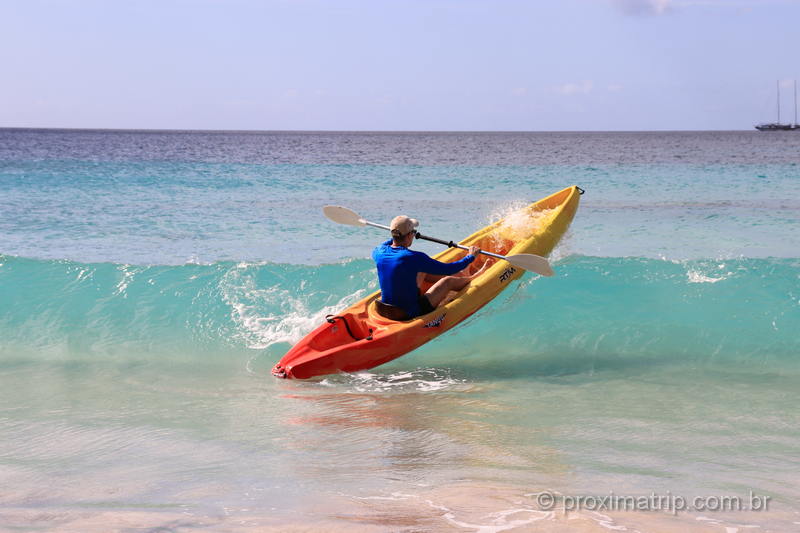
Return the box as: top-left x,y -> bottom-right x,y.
1,129 -> 799,531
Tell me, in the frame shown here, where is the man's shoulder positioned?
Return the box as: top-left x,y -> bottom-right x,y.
373,241 -> 397,259
406,249 -> 432,262
373,240 -> 391,251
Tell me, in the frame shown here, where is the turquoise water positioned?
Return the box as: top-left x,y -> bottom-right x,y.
1,256 -> 797,372
1,130 -> 799,531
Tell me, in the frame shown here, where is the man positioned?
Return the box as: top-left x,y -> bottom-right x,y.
372,215 -> 489,320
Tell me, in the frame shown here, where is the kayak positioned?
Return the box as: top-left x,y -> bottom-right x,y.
272,185 -> 582,379
272,186 -> 581,379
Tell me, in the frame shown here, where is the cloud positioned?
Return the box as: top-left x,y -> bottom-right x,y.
612,0 -> 673,15
554,80 -> 594,95
511,87 -> 528,96
611,0 -> 782,15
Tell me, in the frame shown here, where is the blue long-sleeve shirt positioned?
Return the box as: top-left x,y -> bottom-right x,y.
372,239 -> 475,318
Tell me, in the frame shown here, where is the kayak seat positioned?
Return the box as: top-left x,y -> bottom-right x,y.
374,299 -> 411,321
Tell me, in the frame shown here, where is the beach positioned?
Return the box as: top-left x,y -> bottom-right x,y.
1,129 -> 799,532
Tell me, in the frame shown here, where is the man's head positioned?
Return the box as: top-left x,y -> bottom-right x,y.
390,215 -> 419,246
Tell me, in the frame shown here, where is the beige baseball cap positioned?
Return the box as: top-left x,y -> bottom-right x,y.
390,215 -> 419,237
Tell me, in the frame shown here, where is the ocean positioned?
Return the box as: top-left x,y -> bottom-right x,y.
1,129 -> 798,532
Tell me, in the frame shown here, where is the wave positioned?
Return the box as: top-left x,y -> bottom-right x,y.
1,254 -> 797,374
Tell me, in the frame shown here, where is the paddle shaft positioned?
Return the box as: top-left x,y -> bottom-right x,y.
363,220 -> 508,262
322,205 -> 553,275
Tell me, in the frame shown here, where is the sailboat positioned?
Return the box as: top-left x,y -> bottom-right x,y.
755,80 -> 799,131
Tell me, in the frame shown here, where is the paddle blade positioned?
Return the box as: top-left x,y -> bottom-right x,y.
323,205 -> 366,227
504,253 -> 554,277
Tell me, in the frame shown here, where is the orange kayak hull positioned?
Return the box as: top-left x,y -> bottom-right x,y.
272,186 -> 582,379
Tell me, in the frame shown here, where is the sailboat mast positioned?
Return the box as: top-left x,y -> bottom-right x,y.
794,79 -> 798,127
777,80 -> 781,124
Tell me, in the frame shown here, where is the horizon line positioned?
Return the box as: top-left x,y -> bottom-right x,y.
0,126 -> 759,134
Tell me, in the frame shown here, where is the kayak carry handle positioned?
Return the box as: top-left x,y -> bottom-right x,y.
326,315 -> 373,341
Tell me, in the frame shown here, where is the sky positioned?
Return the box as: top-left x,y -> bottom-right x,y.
1,0 -> 799,131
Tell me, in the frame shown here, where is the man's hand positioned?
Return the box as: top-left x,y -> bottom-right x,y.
468,245 -> 481,258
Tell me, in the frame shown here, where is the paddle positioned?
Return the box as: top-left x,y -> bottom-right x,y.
323,205 -> 554,277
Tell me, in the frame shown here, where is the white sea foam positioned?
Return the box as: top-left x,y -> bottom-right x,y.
222,265 -> 367,350
687,270 -> 726,284
113,264 -> 137,297
422,498 -> 551,533
319,367 -> 467,393
686,262 -> 733,284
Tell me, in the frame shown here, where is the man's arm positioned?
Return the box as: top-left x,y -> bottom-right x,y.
413,251 -> 476,276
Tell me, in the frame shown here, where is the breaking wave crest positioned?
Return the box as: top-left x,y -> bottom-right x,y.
1,254 -> 797,375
